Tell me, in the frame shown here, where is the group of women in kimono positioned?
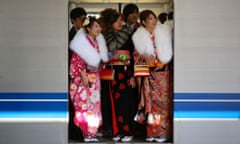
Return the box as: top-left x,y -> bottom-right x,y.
69,3 -> 173,143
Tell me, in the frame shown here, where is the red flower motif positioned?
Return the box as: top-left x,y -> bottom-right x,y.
123,125 -> 129,131
115,92 -> 120,99
112,80 -> 117,86
127,79 -> 130,86
119,83 -> 125,90
118,115 -> 123,123
118,73 -> 125,80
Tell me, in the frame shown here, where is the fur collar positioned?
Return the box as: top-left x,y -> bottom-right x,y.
70,29 -> 109,67
104,26 -> 131,53
132,25 -> 173,64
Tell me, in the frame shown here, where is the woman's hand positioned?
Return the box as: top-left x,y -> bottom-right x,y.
80,71 -> 89,87
154,60 -> 165,71
113,53 -> 119,60
130,77 -> 136,88
142,53 -> 155,65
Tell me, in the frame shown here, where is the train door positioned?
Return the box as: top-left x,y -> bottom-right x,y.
68,0 -> 174,143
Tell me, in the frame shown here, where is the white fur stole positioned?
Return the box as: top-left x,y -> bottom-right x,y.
70,29 -> 109,67
132,25 -> 173,64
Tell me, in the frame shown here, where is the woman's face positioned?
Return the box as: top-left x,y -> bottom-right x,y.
87,21 -> 102,38
112,16 -> 123,31
143,14 -> 157,32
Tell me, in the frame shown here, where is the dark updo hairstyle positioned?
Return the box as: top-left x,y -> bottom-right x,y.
139,10 -> 156,27
99,8 -> 120,32
84,16 -> 98,33
123,3 -> 139,22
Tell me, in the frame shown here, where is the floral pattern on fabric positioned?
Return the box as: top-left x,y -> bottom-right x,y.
144,70 -> 170,137
69,53 -> 102,138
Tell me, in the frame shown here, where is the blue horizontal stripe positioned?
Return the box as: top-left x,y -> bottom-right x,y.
0,92 -> 68,99
0,101 -> 67,111
174,102 -> 240,111
0,93 -> 68,118
174,93 -> 240,100
0,111 -> 67,118
174,111 -> 240,119
174,93 -> 240,118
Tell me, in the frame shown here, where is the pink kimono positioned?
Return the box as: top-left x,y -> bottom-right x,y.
69,30 -> 108,139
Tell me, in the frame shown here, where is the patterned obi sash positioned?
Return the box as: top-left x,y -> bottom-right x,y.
147,60 -> 166,72
108,50 -> 131,66
109,59 -> 131,66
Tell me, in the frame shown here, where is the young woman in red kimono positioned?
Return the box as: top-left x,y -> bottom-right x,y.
132,10 -> 173,143
69,17 -> 109,142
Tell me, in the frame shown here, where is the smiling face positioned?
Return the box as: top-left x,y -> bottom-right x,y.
140,10 -> 157,33
87,21 -> 102,38
143,14 -> 157,32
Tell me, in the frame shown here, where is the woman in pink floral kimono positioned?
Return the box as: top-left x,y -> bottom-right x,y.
69,17 -> 109,142
132,10 -> 173,143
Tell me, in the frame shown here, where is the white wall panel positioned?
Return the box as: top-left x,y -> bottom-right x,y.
0,0 -> 68,92
175,0 -> 240,93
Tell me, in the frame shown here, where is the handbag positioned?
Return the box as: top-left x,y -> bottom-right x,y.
134,65 -> 150,76
99,69 -> 115,80
134,108 -> 147,124
147,113 -> 161,126
134,111 -> 161,126
134,55 -> 150,76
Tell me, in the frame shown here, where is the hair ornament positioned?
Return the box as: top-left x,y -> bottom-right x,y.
82,17 -> 90,27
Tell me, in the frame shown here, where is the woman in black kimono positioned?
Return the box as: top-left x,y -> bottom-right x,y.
99,8 -> 138,142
